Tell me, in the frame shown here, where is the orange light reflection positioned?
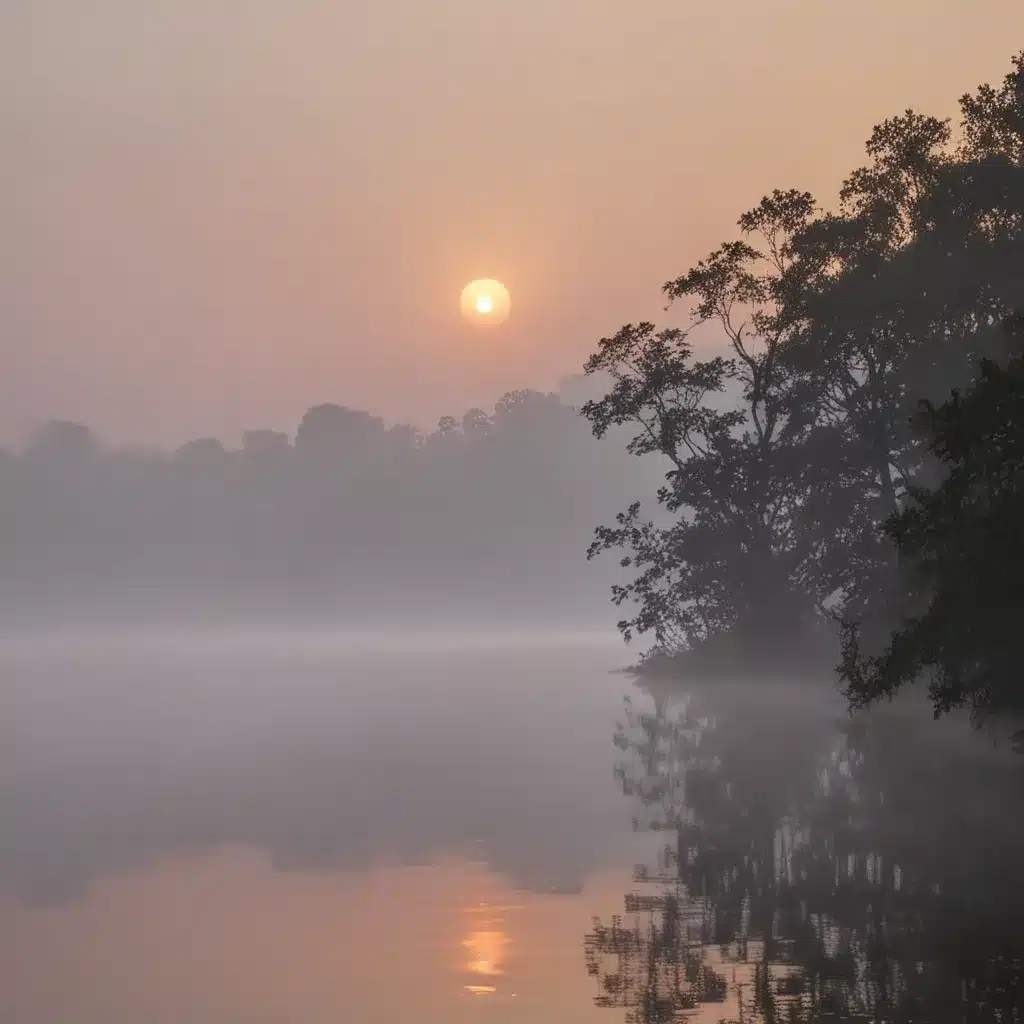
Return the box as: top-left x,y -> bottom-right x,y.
461,901 -> 517,996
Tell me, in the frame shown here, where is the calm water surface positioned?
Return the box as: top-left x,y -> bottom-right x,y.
0,634 -> 651,1023
1,634 -> 1022,1022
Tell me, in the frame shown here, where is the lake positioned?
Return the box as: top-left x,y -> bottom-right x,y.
1,633 -> 1022,1022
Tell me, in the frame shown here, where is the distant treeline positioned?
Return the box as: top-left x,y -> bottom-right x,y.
0,386 -> 660,628
582,52 -> 1024,723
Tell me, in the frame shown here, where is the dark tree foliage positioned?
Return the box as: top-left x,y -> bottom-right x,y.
839,335 -> 1024,723
582,52 -> 1024,720
581,195 -> 823,666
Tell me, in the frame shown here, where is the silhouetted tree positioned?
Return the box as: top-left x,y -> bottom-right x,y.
175,437 -> 227,465
294,403 -> 385,463
241,429 -> 291,461
580,190 -> 838,665
839,335 -> 1024,725
25,420 -> 97,466
582,51 -> 1024,691
785,59 -> 1024,649
460,407 -> 491,438
435,414 -> 458,436
830,57 -> 1024,724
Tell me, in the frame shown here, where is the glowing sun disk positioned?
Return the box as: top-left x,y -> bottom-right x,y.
460,278 -> 510,326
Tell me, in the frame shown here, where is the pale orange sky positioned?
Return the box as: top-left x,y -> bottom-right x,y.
2,1 -> 1023,446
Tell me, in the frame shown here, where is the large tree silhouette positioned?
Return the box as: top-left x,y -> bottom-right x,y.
580,52 -> 1024,696
839,330 -> 1024,724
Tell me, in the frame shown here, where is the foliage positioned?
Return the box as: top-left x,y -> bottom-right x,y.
582,51 -> 1024,721
0,389 -> 656,626
839,342 -> 1024,722
581,195 -> 822,662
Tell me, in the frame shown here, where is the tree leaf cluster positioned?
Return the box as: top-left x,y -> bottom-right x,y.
582,53 -> 1024,719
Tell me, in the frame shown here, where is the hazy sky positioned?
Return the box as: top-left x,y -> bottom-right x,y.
3,1 -> 1023,446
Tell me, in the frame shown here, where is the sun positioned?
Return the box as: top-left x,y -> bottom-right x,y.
461,279 -> 510,326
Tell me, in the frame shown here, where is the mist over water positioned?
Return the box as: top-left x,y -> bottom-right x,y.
0,640 -> 631,903
0,639 -> 640,1021
5,6 -> 1024,1020
2,638 -> 1021,1022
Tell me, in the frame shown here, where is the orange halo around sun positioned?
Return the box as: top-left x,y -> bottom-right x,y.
460,279 -> 510,326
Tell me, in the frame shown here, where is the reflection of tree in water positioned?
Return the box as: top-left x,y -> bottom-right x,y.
584,885 -> 727,1021
585,685 -> 1024,1022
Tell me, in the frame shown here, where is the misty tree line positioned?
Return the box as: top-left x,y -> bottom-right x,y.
582,52 -> 1024,721
0,387 -> 656,625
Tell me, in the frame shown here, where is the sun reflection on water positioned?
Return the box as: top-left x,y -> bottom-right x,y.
460,900 -> 520,997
